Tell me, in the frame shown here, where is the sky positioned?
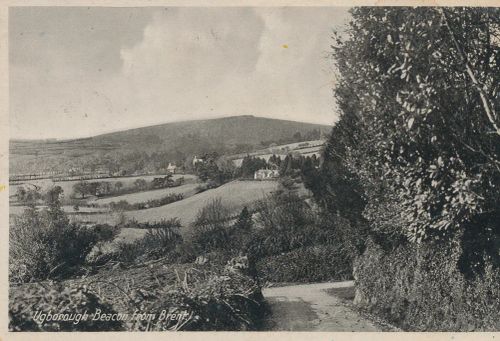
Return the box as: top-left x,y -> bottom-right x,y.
9,7 -> 350,139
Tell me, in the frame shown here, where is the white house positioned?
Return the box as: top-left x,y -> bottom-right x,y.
192,156 -> 204,166
167,162 -> 177,174
254,169 -> 280,180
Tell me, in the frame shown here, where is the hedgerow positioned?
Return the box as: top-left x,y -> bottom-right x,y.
256,244 -> 352,283
354,239 -> 500,331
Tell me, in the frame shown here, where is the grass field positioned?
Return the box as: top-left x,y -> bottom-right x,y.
91,183 -> 199,205
231,139 -> 325,167
9,174 -> 198,200
69,180 -> 279,232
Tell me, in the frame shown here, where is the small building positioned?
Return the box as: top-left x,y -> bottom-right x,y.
254,169 -> 279,180
167,162 -> 177,174
192,156 -> 204,166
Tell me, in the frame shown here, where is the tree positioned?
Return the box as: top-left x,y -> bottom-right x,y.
279,155 -> 294,177
292,131 -> 303,141
114,181 -> 123,192
133,178 -> 148,191
44,186 -> 64,208
72,181 -> 89,199
191,198 -> 231,252
16,186 -> 41,207
327,7 -> 500,269
238,155 -> 267,178
233,206 -> 253,231
268,154 -> 282,168
96,182 -> 112,197
195,152 -> 233,185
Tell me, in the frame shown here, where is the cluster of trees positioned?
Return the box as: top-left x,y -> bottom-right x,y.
15,187 -> 42,206
67,150 -> 182,177
237,156 -> 268,178
194,153 -> 235,186
236,153 -> 320,179
72,181 -> 114,199
279,154 -> 320,178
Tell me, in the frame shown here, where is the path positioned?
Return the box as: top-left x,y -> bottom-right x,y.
261,281 -> 380,331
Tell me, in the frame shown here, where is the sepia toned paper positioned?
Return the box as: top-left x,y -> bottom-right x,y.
0,1 -> 499,340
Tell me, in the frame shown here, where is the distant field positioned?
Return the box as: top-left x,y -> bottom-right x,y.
69,180 -> 279,232
232,141 -> 324,167
92,183 -> 199,205
9,205 -> 108,216
9,174 -> 197,199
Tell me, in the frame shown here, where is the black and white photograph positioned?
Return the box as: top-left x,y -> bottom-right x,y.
5,3 -> 500,335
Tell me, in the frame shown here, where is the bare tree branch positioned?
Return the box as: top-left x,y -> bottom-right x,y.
440,8 -> 500,137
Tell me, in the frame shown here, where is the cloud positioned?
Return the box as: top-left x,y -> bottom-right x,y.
10,7 -> 350,139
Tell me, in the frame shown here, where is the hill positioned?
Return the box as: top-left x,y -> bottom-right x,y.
10,115 -> 330,175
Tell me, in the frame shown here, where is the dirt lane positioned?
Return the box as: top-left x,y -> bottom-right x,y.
261,281 -> 381,331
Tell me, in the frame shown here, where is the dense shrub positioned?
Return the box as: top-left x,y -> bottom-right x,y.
250,192 -> 335,258
122,267 -> 266,331
111,219 -> 184,264
9,284 -> 123,331
353,239 -> 500,331
256,244 -> 352,283
190,198 -> 232,253
10,265 -> 266,331
9,206 -> 107,282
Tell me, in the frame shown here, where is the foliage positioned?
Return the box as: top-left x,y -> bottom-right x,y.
72,180 -> 112,198
256,244 -> 352,283
233,206 -> 253,231
9,264 -> 266,331
354,239 -> 500,331
191,198 -> 232,253
142,218 -> 184,256
195,153 -> 235,185
108,193 -> 184,211
126,267 -> 266,331
15,186 -> 42,206
111,219 -> 184,263
133,178 -> 148,190
330,7 -> 500,249
9,188 -> 113,282
237,156 -> 268,178
9,284 -> 124,331
316,7 -> 500,329
151,174 -> 174,189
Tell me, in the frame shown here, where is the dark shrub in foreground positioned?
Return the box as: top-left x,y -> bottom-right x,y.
9,205 -> 111,283
9,284 -> 123,331
112,218 -> 185,263
9,265 -> 266,331
354,239 -> 500,331
256,244 -> 352,283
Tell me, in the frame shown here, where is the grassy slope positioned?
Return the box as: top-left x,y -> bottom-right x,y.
9,174 -> 196,200
92,183 -> 199,205
71,180 -> 278,234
